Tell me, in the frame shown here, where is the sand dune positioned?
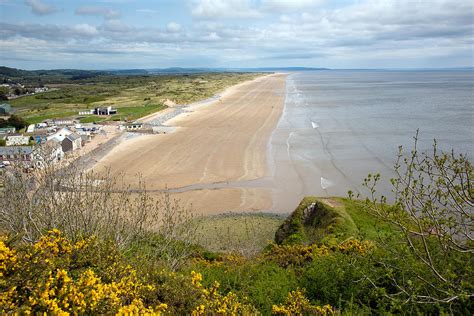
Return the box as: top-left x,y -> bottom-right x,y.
92,74 -> 287,214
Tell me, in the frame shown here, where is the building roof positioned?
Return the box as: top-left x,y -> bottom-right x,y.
65,133 -> 81,141
0,146 -> 33,155
45,139 -> 62,149
0,127 -> 15,134
6,135 -> 29,139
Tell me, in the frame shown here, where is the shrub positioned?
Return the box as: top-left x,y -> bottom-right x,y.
272,289 -> 334,315
0,230 -> 167,314
361,133 -> 474,309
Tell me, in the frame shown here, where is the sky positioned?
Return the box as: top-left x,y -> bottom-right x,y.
0,0 -> 473,70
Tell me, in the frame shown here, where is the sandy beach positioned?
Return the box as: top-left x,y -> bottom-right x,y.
92,74 -> 287,214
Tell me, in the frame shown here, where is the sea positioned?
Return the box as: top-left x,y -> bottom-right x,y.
268,70 -> 474,212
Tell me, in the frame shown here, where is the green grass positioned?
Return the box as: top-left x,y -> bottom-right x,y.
79,116 -> 106,123
274,197 -> 396,245
24,111 -> 78,124
340,198 -> 395,240
109,103 -> 166,122
195,213 -> 284,254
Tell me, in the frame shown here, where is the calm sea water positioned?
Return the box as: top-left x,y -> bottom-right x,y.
269,70 -> 474,211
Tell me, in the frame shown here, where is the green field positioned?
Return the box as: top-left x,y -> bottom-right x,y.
8,73 -> 261,124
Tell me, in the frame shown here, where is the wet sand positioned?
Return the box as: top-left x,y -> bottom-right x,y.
92,74 -> 287,214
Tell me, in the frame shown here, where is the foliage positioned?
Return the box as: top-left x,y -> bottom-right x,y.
360,133 -> 473,308
0,115 -> 28,129
265,239 -> 373,268
190,271 -> 257,315
275,197 -> 358,245
193,255 -> 297,314
272,289 -> 334,315
0,230 -> 258,315
0,230 -> 168,315
0,159 -> 199,271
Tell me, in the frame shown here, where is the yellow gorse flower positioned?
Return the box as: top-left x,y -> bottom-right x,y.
272,290 -> 335,315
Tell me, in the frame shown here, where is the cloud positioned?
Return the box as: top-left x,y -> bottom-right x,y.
75,6 -> 121,19
101,19 -> 134,33
262,0 -> 323,11
191,0 -> 262,19
3,0 -> 473,69
136,9 -> 159,14
73,24 -> 99,36
167,22 -> 182,33
24,0 -> 56,16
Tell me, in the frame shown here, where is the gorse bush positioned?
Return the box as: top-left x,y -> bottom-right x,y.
0,230 -> 262,315
1,230 -> 168,314
0,158 -> 198,270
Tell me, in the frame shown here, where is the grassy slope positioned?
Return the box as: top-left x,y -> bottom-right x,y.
192,197 -> 393,254
275,197 -> 395,245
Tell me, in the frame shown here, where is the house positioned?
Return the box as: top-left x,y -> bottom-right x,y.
47,127 -> 72,142
79,109 -> 94,115
0,127 -> 16,135
0,103 -> 12,115
53,119 -> 77,126
61,133 -> 82,153
0,146 -> 33,163
6,135 -> 30,146
26,124 -> 35,133
120,122 -> 143,131
34,139 -> 64,165
95,106 -> 117,116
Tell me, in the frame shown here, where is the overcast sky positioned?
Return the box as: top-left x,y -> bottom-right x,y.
0,0 -> 472,69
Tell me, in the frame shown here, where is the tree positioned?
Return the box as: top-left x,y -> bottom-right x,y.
359,132 -> 473,308
7,115 -> 28,130
0,87 -> 8,100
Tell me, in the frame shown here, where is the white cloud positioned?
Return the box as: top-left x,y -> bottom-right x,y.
2,0 -> 472,68
262,0 -> 323,11
101,19 -> 133,33
24,0 -> 56,16
191,0 -> 262,19
136,9 -> 159,14
75,6 -> 121,19
167,22 -> 182,33
74,24 -> 98,36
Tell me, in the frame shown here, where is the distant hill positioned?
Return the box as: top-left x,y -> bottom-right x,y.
0,66 -> 110,83
1,65 -> 330,78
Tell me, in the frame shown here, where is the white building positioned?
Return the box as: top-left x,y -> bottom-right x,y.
47,127 -> 73,142
6,135 -> 30,146
26,124 -> 35,133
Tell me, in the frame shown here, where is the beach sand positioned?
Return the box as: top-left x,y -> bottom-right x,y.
92,74 -> 287,214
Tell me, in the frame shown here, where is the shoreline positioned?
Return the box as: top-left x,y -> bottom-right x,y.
91,73 -> 288,215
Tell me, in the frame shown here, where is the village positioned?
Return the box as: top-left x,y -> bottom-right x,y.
0,103 -> 147,170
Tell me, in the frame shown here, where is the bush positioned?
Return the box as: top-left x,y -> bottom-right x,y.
0,230 -> 257,315
360,133 -> 474,312
7,115 -> 28,130
193,256 -> 298,315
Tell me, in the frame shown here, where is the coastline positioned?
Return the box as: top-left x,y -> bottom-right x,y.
91,73 -> 288,214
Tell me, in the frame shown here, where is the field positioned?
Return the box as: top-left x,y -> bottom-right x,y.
8,73 -> 260,124
195,213 -> 285,255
